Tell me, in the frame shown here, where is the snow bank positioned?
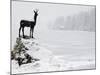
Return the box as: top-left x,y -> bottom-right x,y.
12,38 -> 66,74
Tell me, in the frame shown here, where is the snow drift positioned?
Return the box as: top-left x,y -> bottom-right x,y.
12,38 -> 66,74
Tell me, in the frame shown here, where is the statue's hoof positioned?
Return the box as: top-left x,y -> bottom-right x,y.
23,36 -> 25,38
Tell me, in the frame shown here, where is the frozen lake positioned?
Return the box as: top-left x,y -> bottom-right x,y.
36,30 -> 95,55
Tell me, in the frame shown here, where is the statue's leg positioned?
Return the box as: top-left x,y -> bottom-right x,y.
19,27 -> 21,37
22,27 -> 25,38
32,28 -> 34,38
30,28 -> 32,38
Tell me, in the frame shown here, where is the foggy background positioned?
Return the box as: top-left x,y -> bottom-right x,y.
12,1 -> 95,33
50,9 -> 95,31
12,1 -> 95,56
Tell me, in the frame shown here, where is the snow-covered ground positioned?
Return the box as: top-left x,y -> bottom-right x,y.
12,31 -> 95,74
12,38 -> 66,74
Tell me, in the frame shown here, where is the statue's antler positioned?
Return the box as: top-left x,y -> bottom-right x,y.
33,9 -> 39,13
35,9 -> 39,12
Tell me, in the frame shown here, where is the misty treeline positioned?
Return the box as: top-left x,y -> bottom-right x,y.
50,9 -> 95,32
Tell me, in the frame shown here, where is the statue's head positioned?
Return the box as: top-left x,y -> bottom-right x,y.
34,9 -> 39,17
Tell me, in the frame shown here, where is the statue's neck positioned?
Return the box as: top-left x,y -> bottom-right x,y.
34,15 -> 37,24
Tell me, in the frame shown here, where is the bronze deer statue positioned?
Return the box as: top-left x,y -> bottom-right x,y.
19,9 -> 38,38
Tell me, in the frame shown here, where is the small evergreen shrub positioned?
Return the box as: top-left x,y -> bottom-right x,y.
11,38 -> 33,66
